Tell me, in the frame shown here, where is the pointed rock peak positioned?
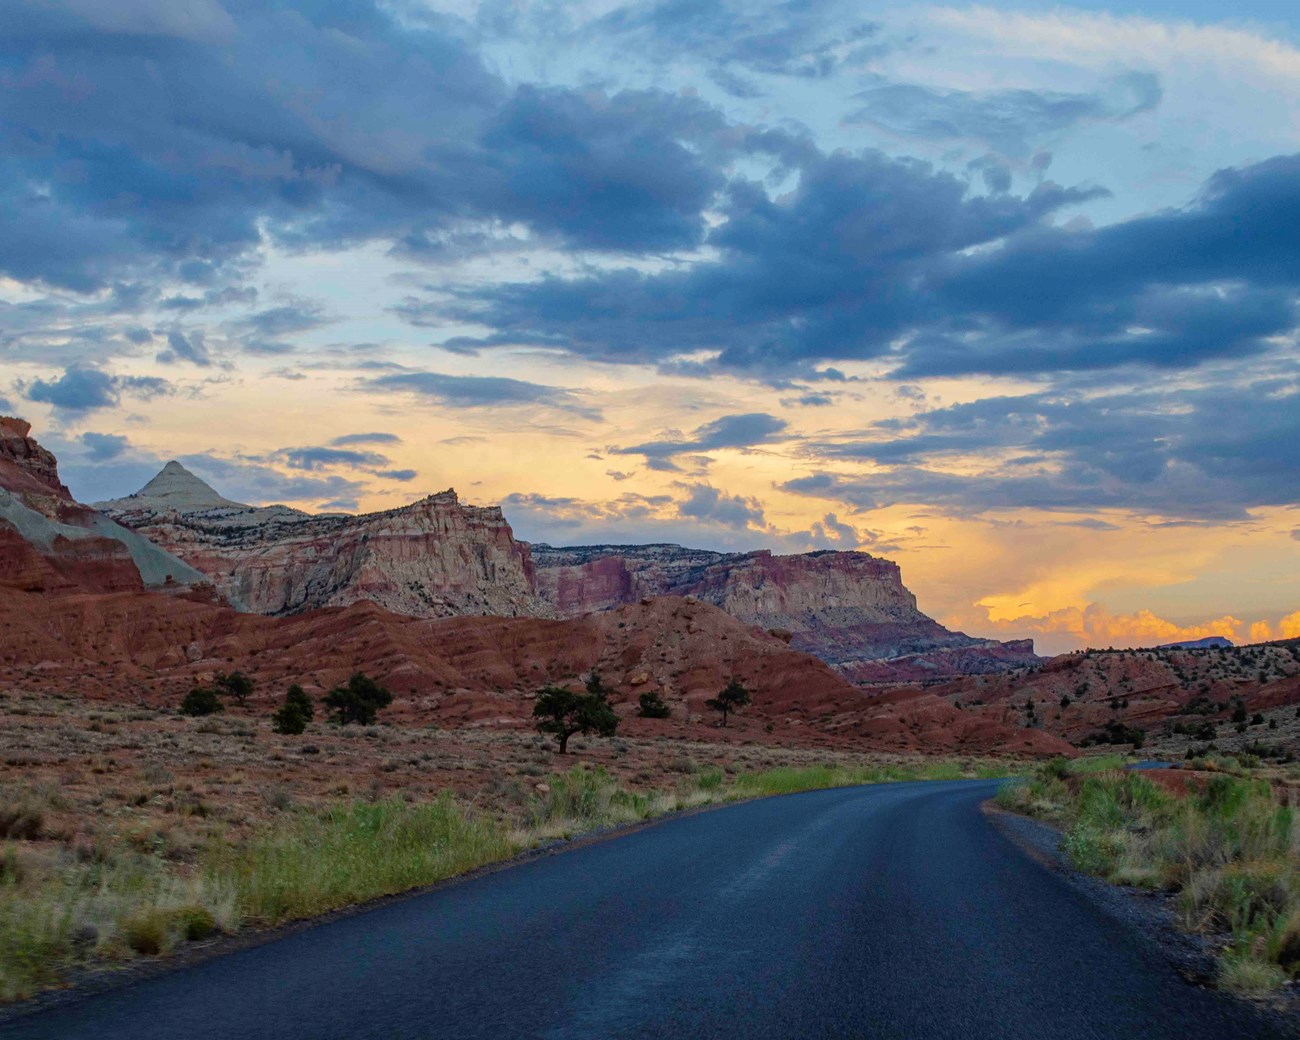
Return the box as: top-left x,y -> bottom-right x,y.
130,461 -> 246,511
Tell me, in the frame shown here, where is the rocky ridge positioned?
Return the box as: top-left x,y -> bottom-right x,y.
94,454 -> 1037,681
531,543 -> 1040,683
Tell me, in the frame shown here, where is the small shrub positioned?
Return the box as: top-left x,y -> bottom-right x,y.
180,687 -> 223,717
272,685 -> 314,735
122,912 -> 170,957
323,673 -> 392,726
172,905 -> 218,942
214,671 -> 254,706
636,690 -> 672,719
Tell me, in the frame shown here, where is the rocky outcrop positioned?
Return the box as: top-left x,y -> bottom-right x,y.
99,465 -> 552,618
0,419 -> 206,594
531,544 -> 1040,683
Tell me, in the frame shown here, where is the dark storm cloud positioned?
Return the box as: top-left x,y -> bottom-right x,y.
847,72 -> 1162,156
449,146 -> 1103,377
20,367 -> 171,411
616,412 -> 788,459
784,380 -> 1300,520
0,0 -> 728,297
361,370 -> 600,419
451,149 -> 1300,385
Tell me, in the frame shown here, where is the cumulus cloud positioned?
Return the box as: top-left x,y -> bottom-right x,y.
616,412 -> 788,459
279,447 -> 390,472
676,483 -> 767,529
331,432 -> 401,447
80,431 -> 130,462
0,0 -> 737,298
21,367 -> 171,411
443,144 -> 1104,377
156,329 -> 212,367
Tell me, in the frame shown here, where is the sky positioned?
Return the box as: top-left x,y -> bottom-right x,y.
2,0 -> 1299,655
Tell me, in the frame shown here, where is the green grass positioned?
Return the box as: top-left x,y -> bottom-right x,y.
213,796 -> 518,926
0,756 -> 1019,1001
1000,762 -> 1300,993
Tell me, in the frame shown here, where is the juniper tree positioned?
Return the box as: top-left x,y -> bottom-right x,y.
705,679 -> 751,728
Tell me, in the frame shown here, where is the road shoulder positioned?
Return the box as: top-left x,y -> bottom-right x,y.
984,800 -> 1300,1029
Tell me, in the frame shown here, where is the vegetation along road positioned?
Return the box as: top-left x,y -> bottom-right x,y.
7,780 -> 1291,1039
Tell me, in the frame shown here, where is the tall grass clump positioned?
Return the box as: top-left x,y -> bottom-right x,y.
523,767 -> 656,838
1002,763 -> 1300,993
216,796 -> 516,926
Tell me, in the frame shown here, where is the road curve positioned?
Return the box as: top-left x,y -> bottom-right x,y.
7,780 -> 1291,1040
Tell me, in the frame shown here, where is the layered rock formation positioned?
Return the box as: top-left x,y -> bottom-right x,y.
98,465 -> 551,618
96,459 -> 1039,679
531,544 -> 1040,683
0,418 -> 206,594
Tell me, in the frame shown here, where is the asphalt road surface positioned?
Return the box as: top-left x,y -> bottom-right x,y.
8,780 -> 1291,1039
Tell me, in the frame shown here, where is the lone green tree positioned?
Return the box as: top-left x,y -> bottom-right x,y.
272,684 -> 315,735
323,672 -> 392,726
214,670 -> 254,707
637,690 -> 672,719
533,684 -> 618,754
705,679 -> 751,728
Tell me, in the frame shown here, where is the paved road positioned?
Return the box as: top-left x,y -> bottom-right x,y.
8,780 -> 1292,1039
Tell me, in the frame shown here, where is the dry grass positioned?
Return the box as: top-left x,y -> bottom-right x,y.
0,689 -> 1021,1001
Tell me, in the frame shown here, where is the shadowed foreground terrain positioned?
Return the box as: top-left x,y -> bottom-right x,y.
6,780 -> 1291,1040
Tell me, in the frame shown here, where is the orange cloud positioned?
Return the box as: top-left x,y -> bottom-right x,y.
976,602 -> 1299,653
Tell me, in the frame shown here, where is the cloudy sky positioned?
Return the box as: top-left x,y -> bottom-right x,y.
3,0 -> 1299,653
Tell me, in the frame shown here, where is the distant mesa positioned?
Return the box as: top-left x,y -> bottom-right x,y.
1154,636 -> 1235,650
